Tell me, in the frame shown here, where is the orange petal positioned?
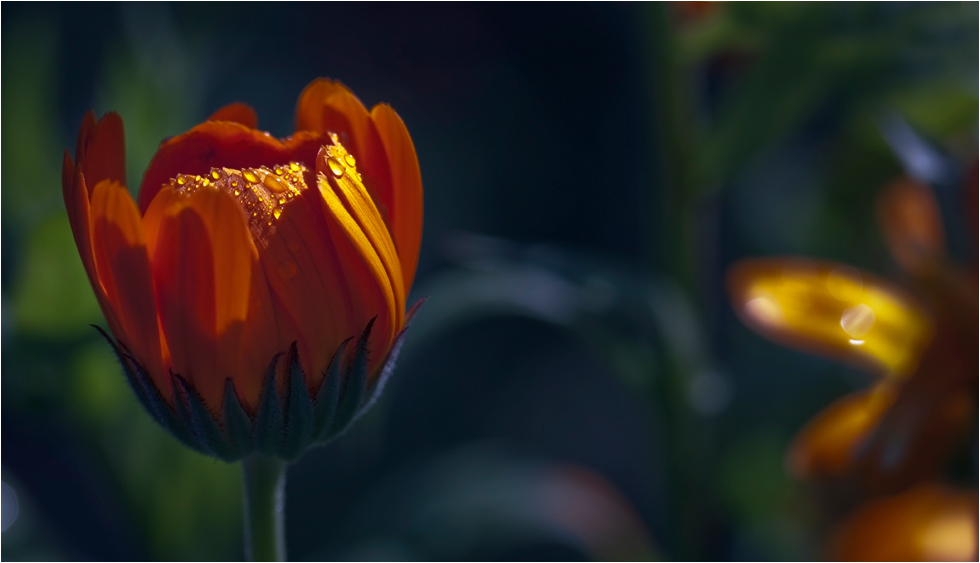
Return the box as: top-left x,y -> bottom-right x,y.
371,104 -> 423,294
317,143 -> 404,327
208,102 -> 258,129
727,258 -> 933,377
294,80 -> 393,220
786,384 -> 895,480
75,111 -> 127,188
138,121 -> 322,213
831,484 -> 978,561
315,170 -> 399,379
88,180 -> 167,392
853,318 -> 976,493
149,185 -> 256,410
877,178 -> 945,276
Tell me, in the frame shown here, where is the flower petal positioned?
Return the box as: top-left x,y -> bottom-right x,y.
75,111 -> 127,188
208,102 -> 258,129
877,178 -> 945,276
149,184 -> 256,410
831,484 -> 978,561
317,144 -> 405,327
138,122 -> 322,213
786,384 -> 895,480
371,104 -> 423,294
88,179 -> 167,393
727,258 -> 933,377
294,80 -> 393,220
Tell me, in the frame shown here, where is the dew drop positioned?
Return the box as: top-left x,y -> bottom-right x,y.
275,167 -> 283,175
273,209 -> 282,219
290,162 -> 300,172
176,176 -> 186,186
279,260 -> 298,279
345,153 -> 356,167
211,170 -> 221,180
243,170 -> 259,183
327,159 -> 344,177
234,190 -> 241,196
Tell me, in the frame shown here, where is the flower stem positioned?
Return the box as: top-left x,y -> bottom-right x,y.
242,455 -> 286,562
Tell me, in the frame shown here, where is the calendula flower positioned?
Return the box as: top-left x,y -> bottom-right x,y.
830,483 -> 978,561
727,175 -> 977,491
63,79 -> 423,462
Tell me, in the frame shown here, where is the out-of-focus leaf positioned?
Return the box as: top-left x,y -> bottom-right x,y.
339,444 -> 660,561
71,342 -> 130,425
13,214 -> 102,337
0,21 -> 60,229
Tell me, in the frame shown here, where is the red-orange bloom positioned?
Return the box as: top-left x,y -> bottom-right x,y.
63,79 -> 423,460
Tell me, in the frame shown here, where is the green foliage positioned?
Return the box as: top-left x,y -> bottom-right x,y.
14,214 -> 103,336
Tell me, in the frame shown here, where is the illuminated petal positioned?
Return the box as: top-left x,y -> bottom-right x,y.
88,180 -> 167,392
294,80 -> 393,218
138,122 -> 322,213
371,104 -> 424,293
831,484 -> 978,561
208,102 -> 258,129
316,163 -> 399,379
317,143 -> 405,328
786,384 -> 895,479
727,258 -> 933,377
877,178 -> 945,275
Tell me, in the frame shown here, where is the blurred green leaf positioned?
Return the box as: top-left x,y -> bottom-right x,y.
0,20 -> 61,229
14,213 -> 102,337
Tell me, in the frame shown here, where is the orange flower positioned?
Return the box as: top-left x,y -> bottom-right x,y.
727,176 -> 977,490
830,483 -> 978,561
63,79 -> 423,460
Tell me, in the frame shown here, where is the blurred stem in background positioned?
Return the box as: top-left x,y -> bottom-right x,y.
242,456 -> 286,562
648,4 -> 711,559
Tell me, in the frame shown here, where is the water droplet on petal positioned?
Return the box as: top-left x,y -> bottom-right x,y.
273,209 -> 282,219
243,170 -> 259,183
234,190 -> 240,196
274,167 -> 283,175
211,170 -> 221,180
279,260 -> 298,279
841,304 -> 875,339
327,159 -> 344,177
290,162 -> 300,172
344,153 -> 356,167
176,176 -> 186,186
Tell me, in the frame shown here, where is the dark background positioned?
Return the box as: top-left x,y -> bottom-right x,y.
2,2 -> 976,560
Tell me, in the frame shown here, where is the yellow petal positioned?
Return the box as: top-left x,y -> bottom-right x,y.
727,258 -> 932,377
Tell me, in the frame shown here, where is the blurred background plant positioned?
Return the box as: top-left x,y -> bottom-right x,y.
1,2 -> 976,561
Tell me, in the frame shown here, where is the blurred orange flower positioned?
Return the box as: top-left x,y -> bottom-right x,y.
63,79 -> 423,460
831,483 -> 978,561
727,176 -> 977,490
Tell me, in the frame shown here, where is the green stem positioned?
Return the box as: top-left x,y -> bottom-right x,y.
242,455 -> 286,562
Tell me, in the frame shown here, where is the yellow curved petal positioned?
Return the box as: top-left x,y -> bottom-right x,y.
728,258 -> 932,377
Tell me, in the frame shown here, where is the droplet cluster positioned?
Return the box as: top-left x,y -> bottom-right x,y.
324,133 -> 362,182
166,162 -> 308,248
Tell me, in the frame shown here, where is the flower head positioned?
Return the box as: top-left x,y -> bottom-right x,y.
63,79 -> 423,461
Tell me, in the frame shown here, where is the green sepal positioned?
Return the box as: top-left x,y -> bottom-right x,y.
320,317 -> 374,442
253,353 -> 284,456
312,337 -> 350,440
222,379 -> 255,458
356,326 -> 408,419
93,326 -> 194,449
170,374 -> 211,456
173,374 -> 235,461
279,343 -> 315,460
